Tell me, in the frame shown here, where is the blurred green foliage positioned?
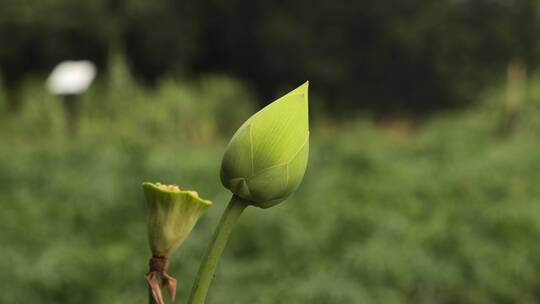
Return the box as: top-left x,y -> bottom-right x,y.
1,0 -> 539,113
1,52 -> 254,144
1,63 -> 540,303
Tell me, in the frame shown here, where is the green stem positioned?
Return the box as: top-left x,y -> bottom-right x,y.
187,195 -> 249,304
148,287 -> 156,304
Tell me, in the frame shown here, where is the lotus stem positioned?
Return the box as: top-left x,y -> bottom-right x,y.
187,195 -> 248,304
149,287 -> 157,304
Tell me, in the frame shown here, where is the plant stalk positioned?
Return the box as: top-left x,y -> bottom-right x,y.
148,286 -> 157,304
187,195 -> 248,304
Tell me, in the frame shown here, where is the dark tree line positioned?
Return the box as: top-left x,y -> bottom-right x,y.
1,0 -> 539,114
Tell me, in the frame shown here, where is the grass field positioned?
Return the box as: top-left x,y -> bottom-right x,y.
1,72 -> 540,303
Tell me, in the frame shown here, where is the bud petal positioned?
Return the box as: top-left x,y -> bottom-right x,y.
143,182 -> 212,257
220,82 -> 309,208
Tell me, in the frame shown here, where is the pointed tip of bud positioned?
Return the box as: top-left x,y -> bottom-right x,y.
283,81 -> 309,104
294,80 -> 309,93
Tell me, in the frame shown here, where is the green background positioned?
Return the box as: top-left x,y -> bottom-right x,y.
2,1 -> 540,303
1,59 -> 540,302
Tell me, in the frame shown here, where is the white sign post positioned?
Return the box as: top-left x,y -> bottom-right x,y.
47,60 -> 96,136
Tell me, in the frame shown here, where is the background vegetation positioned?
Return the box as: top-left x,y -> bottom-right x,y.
2,0 -> 540,303
1,0 -> 540,113
1,53 -> 540,303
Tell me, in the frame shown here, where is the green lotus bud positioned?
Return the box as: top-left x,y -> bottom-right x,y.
143,182 -> 212,257
220,82 -> 309,208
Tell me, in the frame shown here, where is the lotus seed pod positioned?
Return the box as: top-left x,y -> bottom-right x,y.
220,82 -> 309,208
143,182 -> 212,257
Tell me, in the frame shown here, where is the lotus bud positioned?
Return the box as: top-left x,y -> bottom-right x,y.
142,182 -> 212,304
220,82 -> 309,208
